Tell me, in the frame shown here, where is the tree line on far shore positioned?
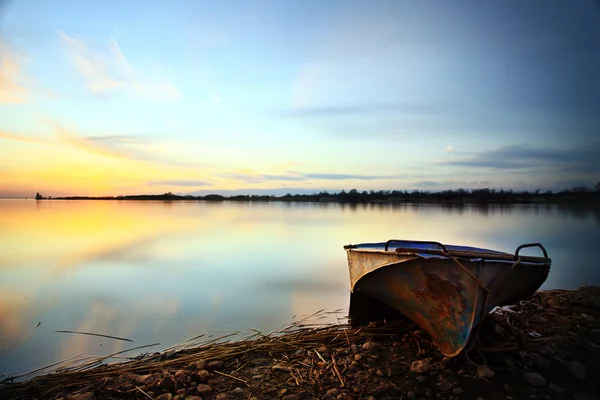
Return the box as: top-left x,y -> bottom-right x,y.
36,182 -> 600,204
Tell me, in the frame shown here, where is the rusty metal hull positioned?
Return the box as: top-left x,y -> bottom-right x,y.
345,241 -> 551,356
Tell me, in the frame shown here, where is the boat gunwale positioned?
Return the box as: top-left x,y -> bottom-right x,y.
345,246 -> 551,265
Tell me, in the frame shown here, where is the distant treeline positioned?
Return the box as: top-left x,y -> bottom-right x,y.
42,184 -> 600,204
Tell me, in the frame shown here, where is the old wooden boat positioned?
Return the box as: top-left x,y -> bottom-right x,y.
344,240 -> 551,356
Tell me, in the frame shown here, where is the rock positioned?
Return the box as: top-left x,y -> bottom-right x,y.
410,358 -> 433,373
193,369 -> 210,382
231,387 -> 245,398
155,395 -> 173,400
534,358 -> 551,372
546,298 -> 560,307
188,359 -> 207,370
70,393 -> 94,400
174,369 -> 186,380
522,372 -> 547,387
452,388 -> 464,395
436,379 -> 453,392
566,361 -> 587,381
207,360 -> 224,371
477,365 -> 495,379
215,395 -> 228,400
157,376 -> 176,391
196,384 -> 213,395
416,375 -> 426,383
548,383 -> 564,395
282,395 -> 300,400
362,341 -> 376,351
354,354 -> 362,361
376,369 -> 385,377
327,388 -> 339,396
580,313 -> 594,322
572,394 -> 595,400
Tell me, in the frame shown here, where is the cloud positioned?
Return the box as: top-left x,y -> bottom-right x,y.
59,32 -> 179,100
0,40 -> 28,104
415,180 -> 492,188
0,130 -> 51,144
224,170 -> 398,184
280,102 -> 443,118
149,180 -> 211,187
446,145 -> 453,152
438,141 -> 600,174
305,173 -> 391,180
42,119 -> 202,167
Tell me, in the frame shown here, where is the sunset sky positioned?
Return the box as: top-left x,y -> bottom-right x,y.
1,0 -> 599,198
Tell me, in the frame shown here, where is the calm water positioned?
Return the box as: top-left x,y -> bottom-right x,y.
1,200 -> 599,377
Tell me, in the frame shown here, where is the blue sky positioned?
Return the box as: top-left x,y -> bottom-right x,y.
1,0 -> 599,197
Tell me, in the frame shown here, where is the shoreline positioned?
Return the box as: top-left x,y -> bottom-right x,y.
1,286 -> 599,400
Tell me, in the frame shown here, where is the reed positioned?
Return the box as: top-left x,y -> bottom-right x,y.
0,311 -> 416,399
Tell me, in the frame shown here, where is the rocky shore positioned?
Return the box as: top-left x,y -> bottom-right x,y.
1,286 -> 599,400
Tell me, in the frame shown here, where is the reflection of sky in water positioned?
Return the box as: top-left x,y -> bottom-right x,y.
0,200 -> 598,376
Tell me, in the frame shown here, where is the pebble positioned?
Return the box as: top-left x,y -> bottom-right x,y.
410,358 -> 433,373
251,374 -> 263,381
572,394 -> 596,400
196,384 -> 213,395
186,397 -> 202,400
548,383 -> 564,394
282,395 -> 300,400
216,394 -> 229,400
157,376 -> 176,391
327,388 -> 339,396
566,360 -> 587,380
436,379 -> 453,392
522,372 -> 547,387
452,388 -> 464,395
194,369 -> 210,382
231,387 -> 245,398
416,375 -> 426,383
207,360 -> 224,371
354,354 -> 362,361
155,395 -> 173,400
477,365 -> 495,379
534,358 -> 550,372
362,341 -> 376,351
318,346 -> 330,355
188,359 -> 207,370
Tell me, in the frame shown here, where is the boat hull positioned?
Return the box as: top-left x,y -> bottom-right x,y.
345,242 -> 550,356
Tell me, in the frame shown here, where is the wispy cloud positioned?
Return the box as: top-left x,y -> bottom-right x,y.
0,130 -> 51,144
59,32 -> 179,100
0,39 -> 28,104
280,102 -> 443,118
149,180 -> 211,187
415,180 -> 491,188
224,170 -> 399,184
42,119 -> 203,167
438,141 -> 600,174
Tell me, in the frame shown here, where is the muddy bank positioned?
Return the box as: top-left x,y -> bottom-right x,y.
1,286 -> 599,400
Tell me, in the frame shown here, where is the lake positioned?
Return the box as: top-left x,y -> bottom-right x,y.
1,199 -> 599,378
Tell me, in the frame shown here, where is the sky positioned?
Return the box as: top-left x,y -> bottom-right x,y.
0,0 -> 599,197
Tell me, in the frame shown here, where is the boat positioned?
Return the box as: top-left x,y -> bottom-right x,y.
343,240 -> 551,356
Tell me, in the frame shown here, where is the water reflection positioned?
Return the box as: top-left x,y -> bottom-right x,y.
0,200 -> 598,376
